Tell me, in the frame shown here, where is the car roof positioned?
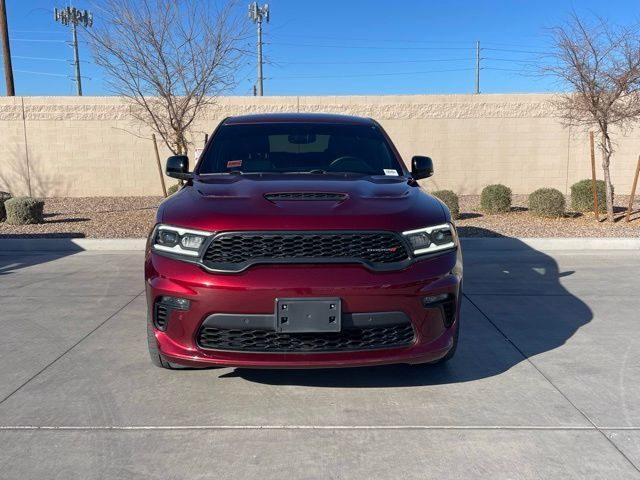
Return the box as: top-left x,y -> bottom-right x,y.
223,113 -> 376,126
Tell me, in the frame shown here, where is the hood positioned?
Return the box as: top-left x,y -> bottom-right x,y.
158,174 -> 447,232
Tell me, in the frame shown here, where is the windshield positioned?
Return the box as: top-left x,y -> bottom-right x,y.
197,123 -> 404,176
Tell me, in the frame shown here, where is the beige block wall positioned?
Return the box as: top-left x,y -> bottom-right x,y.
0,94 -> 638,197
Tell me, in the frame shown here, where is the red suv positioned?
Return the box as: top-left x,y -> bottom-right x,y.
145,113 -> 462,369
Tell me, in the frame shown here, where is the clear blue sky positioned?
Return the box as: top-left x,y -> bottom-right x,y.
3,0 -> 639,96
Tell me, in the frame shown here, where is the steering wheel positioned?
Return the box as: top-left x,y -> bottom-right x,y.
327,156 -> 371,173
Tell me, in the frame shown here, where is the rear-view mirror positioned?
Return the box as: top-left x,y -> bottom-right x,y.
288,133 -> 316,144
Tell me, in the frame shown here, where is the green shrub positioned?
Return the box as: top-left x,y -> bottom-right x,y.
4,196 -> 45,225
528,188 -> 566,218
570,179 -> 612,212
167,184 -> 180,196
0,191 -> 12,222
480,184 -> 512,214
432,190 -> 460,219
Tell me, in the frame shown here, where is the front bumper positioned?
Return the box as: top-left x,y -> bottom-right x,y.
145,248 -> 462,368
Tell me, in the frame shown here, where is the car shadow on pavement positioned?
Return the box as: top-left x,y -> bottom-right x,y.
225,229 -> 593,388
0,235 -> 84,276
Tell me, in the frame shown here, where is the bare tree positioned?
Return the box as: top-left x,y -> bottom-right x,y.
544,14 -> 640,221
87,0 -> 248,155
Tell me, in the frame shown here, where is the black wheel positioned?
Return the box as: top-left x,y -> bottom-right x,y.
429,284 -> 462,365
147,319 -> 173,369
415,320 -> 459,367
432,321 -> 459,364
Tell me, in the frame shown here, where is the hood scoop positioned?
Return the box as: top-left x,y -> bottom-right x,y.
264,192 -> 348,202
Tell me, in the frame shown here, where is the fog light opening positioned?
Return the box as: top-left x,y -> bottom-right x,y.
422,293 -> 450,306
159,296 -> 191,311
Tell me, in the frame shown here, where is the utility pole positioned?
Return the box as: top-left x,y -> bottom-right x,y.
0,0 -> 14,95
54,6 -> 93,96
475,40 -> 480,94
249,2 -> 269,96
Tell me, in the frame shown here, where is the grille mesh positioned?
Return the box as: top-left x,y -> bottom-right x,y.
197,324 -> 415,352
203,231 -> 408,270
264,192 -> 347,201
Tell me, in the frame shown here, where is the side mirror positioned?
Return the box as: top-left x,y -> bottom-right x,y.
411,156 -> 434,180
166,155 -> 192,180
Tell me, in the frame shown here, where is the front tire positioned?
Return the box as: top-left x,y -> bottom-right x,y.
433,321 -> 459,364
147,319 -> 173,369
415,320 -> 459,367
429,285 -> 462,365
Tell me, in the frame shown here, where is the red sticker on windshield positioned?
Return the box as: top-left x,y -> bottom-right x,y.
227,160 -> 242,168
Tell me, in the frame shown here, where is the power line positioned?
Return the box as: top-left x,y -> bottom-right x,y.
14,69 -> 68,77
268,42 -> 474,51
274,58 -> 475,66
266,33 -> 474,45
267,33 -> 546,50
483,67 -> 525,73
12,55 -> 68,62
482,41 -> 546,49
11,29 -> 66,34
269,68 -> 475,80
484,57 -> 543,64
483,47 -> 545,54
8,37 -> 66,43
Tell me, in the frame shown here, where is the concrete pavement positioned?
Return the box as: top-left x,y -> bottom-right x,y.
0,247 -> 639,478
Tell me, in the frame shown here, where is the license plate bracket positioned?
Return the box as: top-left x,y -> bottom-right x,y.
275,298 -> 341,333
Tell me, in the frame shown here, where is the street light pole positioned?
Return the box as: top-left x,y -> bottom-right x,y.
54,6 -> 93,96
249,2 -> 269,96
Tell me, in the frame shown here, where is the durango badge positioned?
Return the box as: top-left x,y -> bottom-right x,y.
366,246 -> 399,253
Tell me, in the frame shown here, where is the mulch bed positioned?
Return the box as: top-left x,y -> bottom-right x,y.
0,195 -> 638,239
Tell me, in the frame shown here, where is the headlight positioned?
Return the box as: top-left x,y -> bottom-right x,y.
402,223 -> 457,256
152,225 -> 213,257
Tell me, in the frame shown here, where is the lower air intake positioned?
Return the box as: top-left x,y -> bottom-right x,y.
197,324 -> 415,353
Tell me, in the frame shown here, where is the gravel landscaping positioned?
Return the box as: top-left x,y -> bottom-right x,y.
0,197 -> 162,239
456,194 -> 640,237
0,194 -> 638,238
